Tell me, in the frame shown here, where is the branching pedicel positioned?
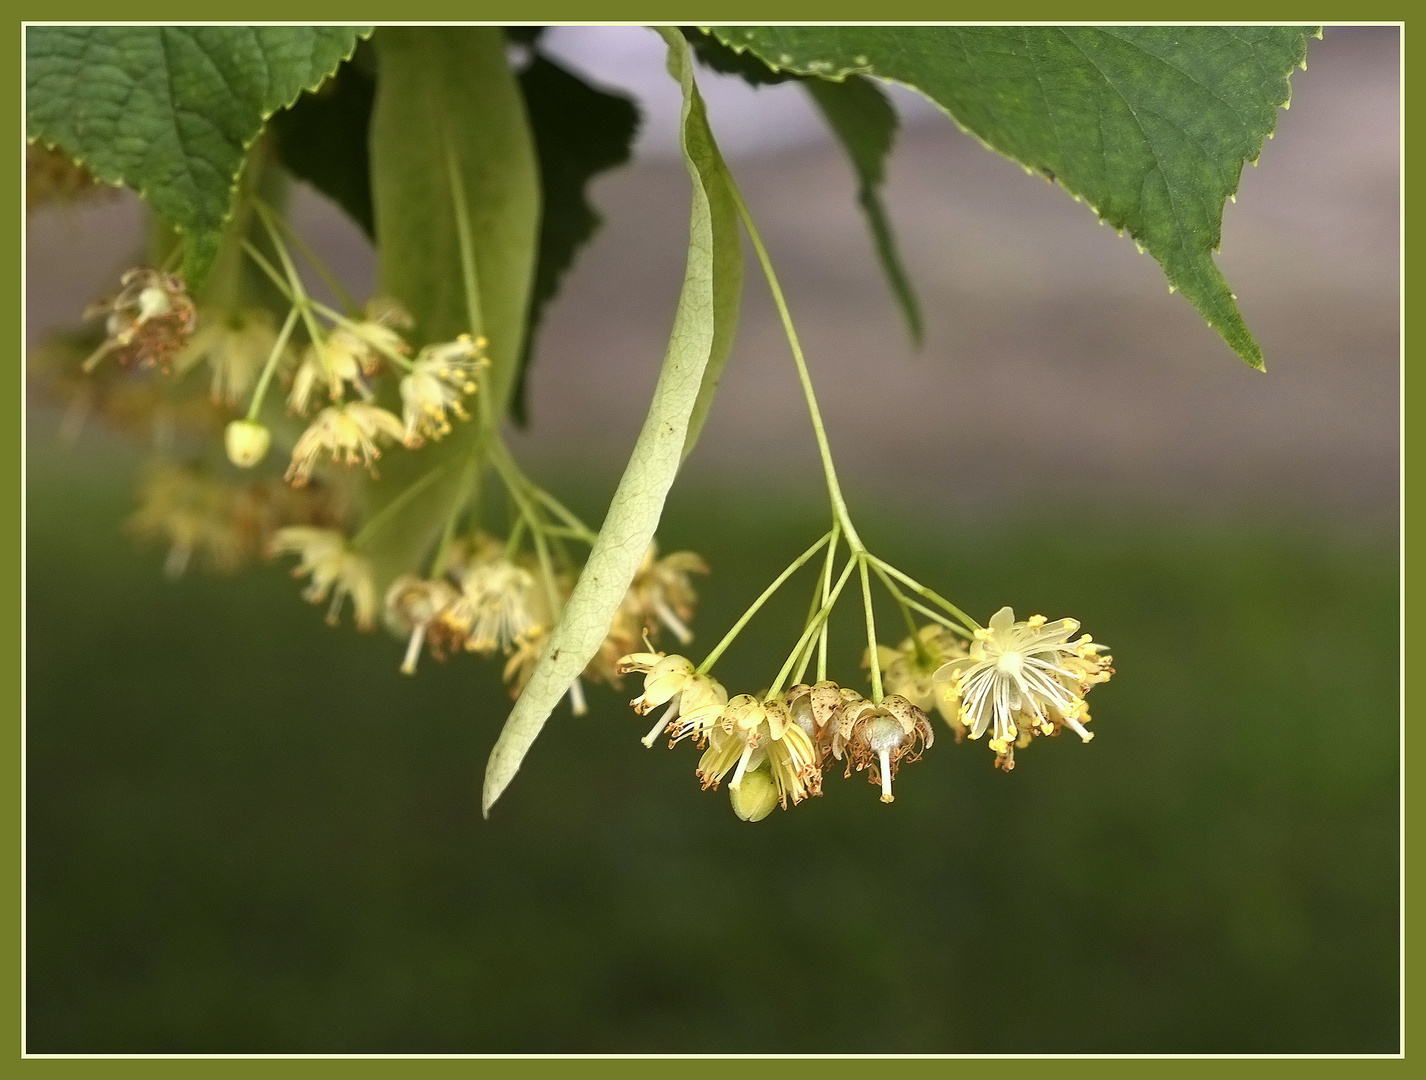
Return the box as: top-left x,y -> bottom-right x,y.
615,179 -> 1113,818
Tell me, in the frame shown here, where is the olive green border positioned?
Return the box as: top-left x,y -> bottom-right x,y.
11,4 -> 1410,1070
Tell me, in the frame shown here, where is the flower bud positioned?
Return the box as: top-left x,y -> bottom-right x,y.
729,767 -> 778,822
225,419 -> 272,468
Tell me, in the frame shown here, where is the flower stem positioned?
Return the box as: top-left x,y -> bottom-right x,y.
242,240 -> 416,374
259,200 -> 361,315
530,487 -> 598,544
724,178 -> 862,552
350,458 -> 457,551
791,522 -> 839,687
429,454 -> 481,579
898,594 -> 972,639
859,554 -> 883,702
253,202 -> 328,358
768,555 -> 857,698
870,560 -> 934,666
865,554 -> 981,634
696,532 -> 832,675
244,305 -> 301,422
818,524 -> 839,683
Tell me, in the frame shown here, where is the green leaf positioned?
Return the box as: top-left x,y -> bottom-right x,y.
358,26 -> 540,589
482,28 -> 744,815
26,25 -> 368,286
802,76 -> 923,346
710,26 -> 1315,369
511,54 -> 640,425
684,30 -> 920,347
271,42 -> 377,238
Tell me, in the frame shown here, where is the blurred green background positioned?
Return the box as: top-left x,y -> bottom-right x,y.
26,436 -> 1398,1053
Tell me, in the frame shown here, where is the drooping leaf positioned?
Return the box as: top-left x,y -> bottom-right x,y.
682,25 -> 792,86
482,28 -> 744,815
357,26 -> 540,589
710,26 -> 1315,369
803,76 -> 923,345
25,25 -> 369,286
271,42 -> 377,238
510,54 -> 640,424
684,30 -> 920,346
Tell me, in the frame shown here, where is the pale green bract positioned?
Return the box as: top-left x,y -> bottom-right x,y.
25,26 -> 369,286
482,28 -> 744,815
710,25 -> 1316,369
357,27 -> 541,590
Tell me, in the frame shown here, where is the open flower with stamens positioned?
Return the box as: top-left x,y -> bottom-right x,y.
268,526 -> 377,630
83,268 -> 197,372
399,335 -> 486,445
615,653 -> 726,748
286,299 -> 411,415
696,695 -> 822,807
933,606 -> 1113,771
628,543 -> 707,645
873,624 -> 970,740
127,463 -> 252,578
384,575 -> 460,675
829,695 -> 934,803
286,403 -> 405,486
174,307 -> 279,407
617,652 -> 697,715
445,555 -> 546,657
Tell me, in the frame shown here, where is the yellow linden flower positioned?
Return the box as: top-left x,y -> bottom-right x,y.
82,267 -> 197,372
126,463 -> 252,578
268,526 -> 378,630
873,624 -> 970,739
933,606 -> 1113,771
286,299 -> 411,415
399,335 -> 486,445
445,553 -> 546,656
384,575 -> 460,675
629,543 -> 707,645
628,665 -> 726,749
696,695 -> 821,807
285,402 -> 405,486
829,695 -> 933,803
174,307 -> 280,407
617,652 -> 697,715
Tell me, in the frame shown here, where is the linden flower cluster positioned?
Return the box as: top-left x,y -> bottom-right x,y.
283,299 -> 487,486
620,651 -> 937,819
617,597 -> 1111,821
374,538 -> 708,712
36,139 -> 1122,824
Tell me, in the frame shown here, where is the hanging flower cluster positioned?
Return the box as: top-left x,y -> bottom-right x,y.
618,597 -> 1111,819
33,118 -> 1119,824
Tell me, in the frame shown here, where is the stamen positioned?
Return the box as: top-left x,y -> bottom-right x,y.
729,744 -> 755,789
653,598 -> 692,645
642,697 -> 680,747
163,543 -> 192,580
568,677 -> 588,717
1062,714 -> 1094,742
400,623 -> 427,675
